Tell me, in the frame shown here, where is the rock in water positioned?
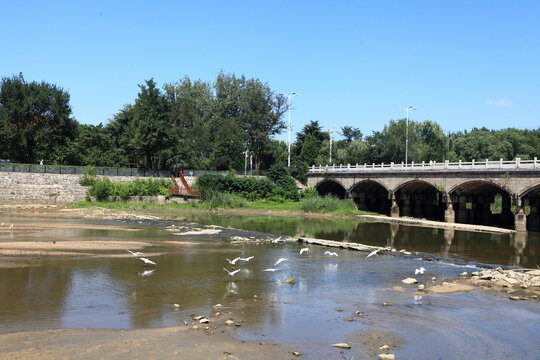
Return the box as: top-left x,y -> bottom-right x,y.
331,343 -> 351,349
401,278 -> 418,284
379,354 -> 396,360
379,345 -> 391,352
283,274 -> 296,284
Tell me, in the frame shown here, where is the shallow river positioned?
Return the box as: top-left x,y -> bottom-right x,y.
1,215 -> 539,359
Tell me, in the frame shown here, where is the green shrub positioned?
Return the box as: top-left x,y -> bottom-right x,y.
200,190 -> 249,209
300,188 -> 319,199
300,195 -> 357,213
79,166 -> 97,186
89,177 -> 113,200
87,177 -> 172,201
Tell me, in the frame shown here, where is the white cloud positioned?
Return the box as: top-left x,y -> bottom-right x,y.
485,98 -> 512,108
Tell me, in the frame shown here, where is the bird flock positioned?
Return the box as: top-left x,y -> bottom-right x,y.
126,249 -> 157,267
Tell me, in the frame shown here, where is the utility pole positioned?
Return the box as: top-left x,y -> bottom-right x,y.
329,127 -> 333,163
399,106 -> 416,165
278,92 -> 299,167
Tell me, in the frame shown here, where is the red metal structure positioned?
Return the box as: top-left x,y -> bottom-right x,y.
169,168 -> 199,196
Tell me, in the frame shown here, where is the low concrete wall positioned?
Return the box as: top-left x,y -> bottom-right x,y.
0,172 -> 196,204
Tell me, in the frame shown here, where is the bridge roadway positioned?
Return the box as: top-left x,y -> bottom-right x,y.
307,159 -> 540,232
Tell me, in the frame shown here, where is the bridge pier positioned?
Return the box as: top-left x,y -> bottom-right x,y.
444,202 -> 455,223
390,193 -> 399,218
514,197 -> 527,232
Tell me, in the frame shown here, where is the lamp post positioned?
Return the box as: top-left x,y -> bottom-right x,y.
279,92 -> 299,167
399,106 -> 416,165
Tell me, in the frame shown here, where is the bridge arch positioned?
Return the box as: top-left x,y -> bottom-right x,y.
448,180 -> 514,229
519,184 -> 540,232
393,180 -> 444,220
314,179 -> 347,199
348,180 -> 390,214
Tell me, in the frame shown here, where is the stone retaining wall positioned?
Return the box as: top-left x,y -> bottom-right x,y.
0,172 -> 196,203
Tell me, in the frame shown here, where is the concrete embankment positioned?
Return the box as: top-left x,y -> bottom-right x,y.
357,214 -> 515,234
0,171 -> 195,203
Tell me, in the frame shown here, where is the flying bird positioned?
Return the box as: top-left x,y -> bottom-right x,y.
238,256 -> 254,262
299,248 -> 309,255
261,268 -> 278,272
226,257 -> 241,265
274,258 -> 287,266
139,257 -> 156,265
126,250 -> 143,257
223,268 -> 241,276
366,249 -> 381,258
271,236 -> 282,243
324,251 -> 338,257
415,267 -> 426,275
8,224 -> 14,229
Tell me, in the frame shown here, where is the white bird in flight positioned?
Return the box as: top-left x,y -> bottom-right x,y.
223,268 -> 241,276
126,250 -> 143,257
274,258 -> 287,266
8,224 -> 14,230
271,236 -> 282,243
261,268 -> 278,272
139,257 -> 156,265
324,251 -> 338,257
366,249 -> 381,258
415,267 -> 426,275
226,257 -> 241,265
299,248 -> 309,254
239,256 -> 254,262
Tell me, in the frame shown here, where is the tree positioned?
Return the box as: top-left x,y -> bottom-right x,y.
0,75 -> 77,163
131,79 -> 170,170
341,126 -> 362,143
295,120 -> 329,157
239,78 -> 287,169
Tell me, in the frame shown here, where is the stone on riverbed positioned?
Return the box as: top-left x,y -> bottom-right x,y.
379,354 -> 396,360
331,343 -> 351,349
401,278 -> 418,285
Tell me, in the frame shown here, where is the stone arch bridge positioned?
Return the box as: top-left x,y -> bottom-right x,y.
307,159 -> 540,232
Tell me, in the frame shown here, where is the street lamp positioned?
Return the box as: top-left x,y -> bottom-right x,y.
399,106 -> 416,165
279,92 -> 299,167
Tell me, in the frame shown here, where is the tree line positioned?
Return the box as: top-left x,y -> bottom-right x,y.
1,73 -> 539,182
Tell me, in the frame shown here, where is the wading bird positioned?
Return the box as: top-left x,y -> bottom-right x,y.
299,248 -> 309,254
8,224 -> 14,229
274,258 -> 287,266
415,267 -> 426,275
126,250 -> 143,257
324,251 -> 338,257
223,268 -> 241,276
139,257 -> 156,265
271,236 -> 282,243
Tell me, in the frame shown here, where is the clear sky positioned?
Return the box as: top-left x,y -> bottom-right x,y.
2,0 -> 539,141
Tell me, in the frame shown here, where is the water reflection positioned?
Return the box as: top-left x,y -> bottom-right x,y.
186,214 -> 540,268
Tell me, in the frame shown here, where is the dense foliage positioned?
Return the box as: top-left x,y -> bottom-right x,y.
1,74 -> 539,184
87,178 -> 172,200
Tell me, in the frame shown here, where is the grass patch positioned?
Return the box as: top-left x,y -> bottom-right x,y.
299,195 -> 359,215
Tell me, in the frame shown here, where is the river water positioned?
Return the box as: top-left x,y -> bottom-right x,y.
0,214 -> 539,359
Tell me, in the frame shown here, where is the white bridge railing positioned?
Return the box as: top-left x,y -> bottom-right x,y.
309,157 -> 540,173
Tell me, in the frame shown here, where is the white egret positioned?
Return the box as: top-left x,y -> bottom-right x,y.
366,249 -> 381,258
271,236 -> 282,243
299,248 -> 309,254
261,268 -> 278,272
274,258 -> 287,266
226,257 -> 241,265
139,257 -> 156,265
126,250 -> 143,257
415,267 -> 426,275
324,251 -> 338,257
8,224 -> 14,230
223,268 -> 241,276
238,256 -> 254,262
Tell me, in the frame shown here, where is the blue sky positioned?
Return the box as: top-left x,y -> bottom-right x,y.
2,1 -> 539,141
